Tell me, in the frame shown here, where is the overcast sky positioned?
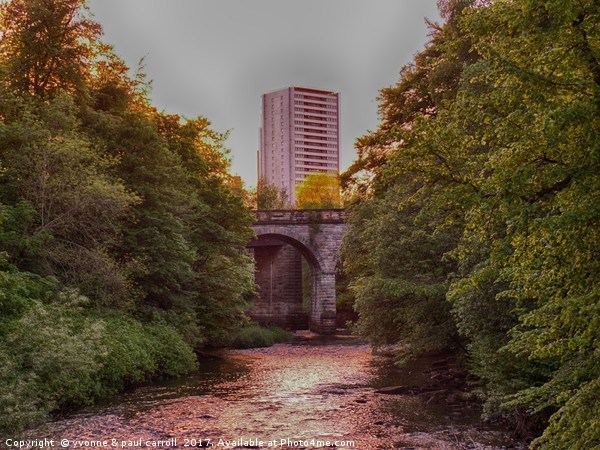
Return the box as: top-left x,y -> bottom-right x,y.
87,0 -> 441,187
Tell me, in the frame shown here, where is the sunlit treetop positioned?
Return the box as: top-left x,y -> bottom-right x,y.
295,173 -> 341,210
0,0 -> 101,96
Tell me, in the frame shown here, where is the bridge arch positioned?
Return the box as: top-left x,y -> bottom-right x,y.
248,210 -> 347,334
250,232 -> 323,272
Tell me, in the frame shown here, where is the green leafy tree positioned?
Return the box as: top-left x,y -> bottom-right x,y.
152,113 -> 256,344
0,96 -> 138,306
343,0 -> 600,445
254,177 -> 289,209
82,103 -> 255,346
456,0 -> 600,446
342,180 -> 461,363
341,0 -> 476,362
0,0 -> 257,434
341,0 -> 478,198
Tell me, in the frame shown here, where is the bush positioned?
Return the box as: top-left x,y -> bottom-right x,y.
0,269 -> 58,337
143,322 -> 198,377
93,316 -> 198,398
228,323 -> 294,349
0,275 -> 198,435
266,325 -> 295,344
0,295 -> 105,434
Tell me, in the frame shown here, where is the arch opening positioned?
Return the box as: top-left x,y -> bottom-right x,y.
247,232 -> 322,272
247,233 -> 323,331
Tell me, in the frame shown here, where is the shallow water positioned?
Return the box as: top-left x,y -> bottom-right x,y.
26,333 -> 518,449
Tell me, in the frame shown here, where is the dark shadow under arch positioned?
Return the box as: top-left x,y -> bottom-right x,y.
248,232 -> 322,272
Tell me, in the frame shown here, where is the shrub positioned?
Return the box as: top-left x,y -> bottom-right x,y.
229,323 -> 294,349
0,297 -> 105,434
0,279 -> 198,435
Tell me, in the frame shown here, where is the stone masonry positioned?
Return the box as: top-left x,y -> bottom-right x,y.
251,243 -> 307,329
248,209 -> 347,334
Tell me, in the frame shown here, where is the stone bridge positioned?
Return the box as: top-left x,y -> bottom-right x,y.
248,209 -> 347,334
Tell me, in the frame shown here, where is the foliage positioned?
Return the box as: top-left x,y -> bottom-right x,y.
341,0 -> 477,198
0,292 -> 104,434
341,0 -> 600,445
0,95 -> 139,305
459,1 -> 600,445
342,180 -> 461,363
342,0 -> 474,361
0,0 -> 257,434
254,177 -> 289,209
335,265 -> 355,326
227,322 -> 294,349
96,314 -> 198,394
295,173 -> 341,209
0,279 -> 197,434
0,0 -> 101,98
0,0 -> 255,340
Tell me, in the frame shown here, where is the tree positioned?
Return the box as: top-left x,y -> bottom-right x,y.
0,0 -> 257,433
0,0 -> 257,340
457,0 -> 600,446
342,177 -> 461,362
82,104 -> 255,346
0,0 -> 101,98
0,95 -> 139,306
341,0 -> 477,360
295,173 -> 341,209
254,177 -> 289,210
341,0 -> 478,199
342,0 -> 600,445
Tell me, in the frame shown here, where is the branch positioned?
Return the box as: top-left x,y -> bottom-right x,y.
522,175 -> 573,204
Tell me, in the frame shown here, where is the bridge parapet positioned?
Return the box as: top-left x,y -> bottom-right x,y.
252,209 -> 346,225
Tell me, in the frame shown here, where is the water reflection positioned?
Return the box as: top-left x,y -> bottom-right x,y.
31,333 -> 517,449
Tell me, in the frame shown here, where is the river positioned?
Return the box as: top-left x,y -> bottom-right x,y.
27,332 -> 521,449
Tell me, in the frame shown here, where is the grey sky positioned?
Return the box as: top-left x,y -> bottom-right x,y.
87,0 -> 441,187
